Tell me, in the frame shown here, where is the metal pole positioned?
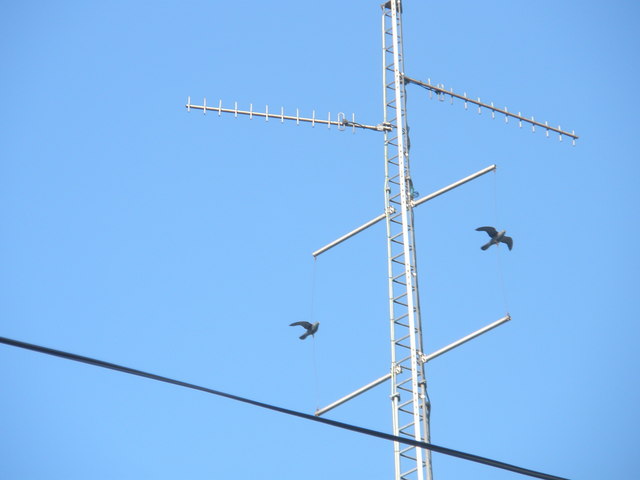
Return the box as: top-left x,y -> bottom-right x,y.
312,213 -> 387,257
422,315 -> 512,363
412,165 -> 496,207
315,373 -> 393,417
384,2 -> 431,480
314,315 -> 510,417
312,165 -> 495,257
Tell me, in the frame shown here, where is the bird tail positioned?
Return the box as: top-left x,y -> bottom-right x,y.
481,243 -> 490,250
299,332 -> 309,340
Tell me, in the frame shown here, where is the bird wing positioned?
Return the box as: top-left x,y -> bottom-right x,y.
290,321 -> 312,329
476,226 -> 498,237
501,236 -> 513,251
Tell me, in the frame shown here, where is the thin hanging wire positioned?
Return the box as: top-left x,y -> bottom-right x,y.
310,258 -> 320,409
312,335 -> 319,410
492,171 -> 510,314
309,258 -> 317,323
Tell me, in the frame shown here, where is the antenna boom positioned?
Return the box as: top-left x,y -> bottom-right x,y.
404,75 -> 578,142
186,99 -> 389,132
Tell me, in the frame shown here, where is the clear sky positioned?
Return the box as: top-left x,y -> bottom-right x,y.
1,1 -> 638,479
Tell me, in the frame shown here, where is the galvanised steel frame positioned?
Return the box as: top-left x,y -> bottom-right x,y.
382,2 -> 432,480
187,4 -> 577,480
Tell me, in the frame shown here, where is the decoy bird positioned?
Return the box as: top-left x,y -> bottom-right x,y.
289,321 -> 319,340
476,226 -> 513,251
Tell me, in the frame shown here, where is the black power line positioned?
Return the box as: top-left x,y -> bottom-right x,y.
0,336 -> 569,480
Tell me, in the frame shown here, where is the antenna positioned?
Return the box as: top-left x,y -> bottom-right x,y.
403,76 -> 578,145
185,97 -> 392,133
186,1 -> 577,479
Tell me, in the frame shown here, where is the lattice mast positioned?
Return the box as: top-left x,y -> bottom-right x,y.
382,2 -> 432,480
186,3 -> 577,479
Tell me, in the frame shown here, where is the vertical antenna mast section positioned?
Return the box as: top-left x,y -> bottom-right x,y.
382,2 -> 432,480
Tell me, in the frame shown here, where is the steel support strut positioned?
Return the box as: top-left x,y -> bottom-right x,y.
382,2 -> 432,480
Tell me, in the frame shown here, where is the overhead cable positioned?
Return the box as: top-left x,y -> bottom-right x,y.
0,335 -> 569,480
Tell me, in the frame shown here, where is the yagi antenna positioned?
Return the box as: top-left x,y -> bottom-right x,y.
404,76 -> 579,145
186,97 -> 391,133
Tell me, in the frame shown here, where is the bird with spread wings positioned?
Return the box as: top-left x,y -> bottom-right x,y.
476,226 -> 513,251
289,321 -> 319,340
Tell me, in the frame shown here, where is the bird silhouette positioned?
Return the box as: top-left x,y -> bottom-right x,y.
289,321 -> 319,340
476,226 -> 513,251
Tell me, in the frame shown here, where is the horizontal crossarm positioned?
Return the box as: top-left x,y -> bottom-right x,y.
404,76 -> 578,143
419,315 -> 511,363
312,164 -> 496,257
314,314 -> 511,417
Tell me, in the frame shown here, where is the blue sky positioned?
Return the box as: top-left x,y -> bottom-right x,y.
1,1 -> 638,479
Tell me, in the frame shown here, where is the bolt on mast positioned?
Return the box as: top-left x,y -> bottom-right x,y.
382,2 -> 432,480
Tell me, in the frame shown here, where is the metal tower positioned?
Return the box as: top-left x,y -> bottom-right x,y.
186,1 -> 577,479
381,3 -> 432,480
